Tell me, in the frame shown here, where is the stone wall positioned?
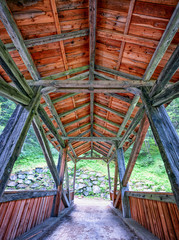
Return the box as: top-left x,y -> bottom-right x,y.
7,167 -> 112,199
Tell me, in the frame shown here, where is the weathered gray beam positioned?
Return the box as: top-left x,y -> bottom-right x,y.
74,142 -> 88,149
122,115 -> 149,187
0,39 -> 33,97
95,102 -> 132,120
152,81 -> 179,107
107,95 -> 140,157
118,106 -> 145,149
90,92 -> 94,157
126,191 -> 176,204
64,163 -> 71,203
64,115 -> 90,128
67,151 -> 75,164
32,115 -> 61,187
95,65 -> 142,81
142,3 -> 179,81
141,88 -> 179,208
107,164 -> 111,192
94,123 -> 117,136
0,90 -> 41,197
6,29 -> 89,51
67,123 -> 90,135
93,147 -> 107,156
73,162 -> 76,192
0,0 -> 67,152
116,147 -> 130,218
40,87 -> 140,94
0,0 -> 40,81
30,72 -> 89,86
89,0 -> 97,83
43,94 -> 77,158
42,93 -> 79,107
61,191 -> 70,208
62,137 -> 121,142
76,157 -> 108,160
42,66 -> 89,81
150,44 -> 179,97
38,105 -> 65,148
53,147 -> 67,216
95,71 -> 153,88
89,0 -> 97,157
0,190 -> 57,203
59,102 -> 90,118
0,77 -> 30,105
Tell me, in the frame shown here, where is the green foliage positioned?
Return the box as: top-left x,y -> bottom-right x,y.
0,96 -> 16,134
0,96 -> 178,192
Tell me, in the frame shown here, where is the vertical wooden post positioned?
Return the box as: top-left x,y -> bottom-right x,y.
113,159 -> 118,205
53,146 -> 67,216
73,162 -> 77,193
142,88 -> 179,208
107,163 -> 111,194
116,147 -> 131,218
65,162 -> 71,203
57,151 -> 62,173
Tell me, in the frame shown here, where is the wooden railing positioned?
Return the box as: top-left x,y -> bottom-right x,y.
0,190 -> 74,240
113,190 -> 179,240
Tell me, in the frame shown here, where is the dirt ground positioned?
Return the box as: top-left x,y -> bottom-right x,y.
43,197 -> 139,240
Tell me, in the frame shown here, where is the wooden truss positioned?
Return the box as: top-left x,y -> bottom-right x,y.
0,0 -> 179,223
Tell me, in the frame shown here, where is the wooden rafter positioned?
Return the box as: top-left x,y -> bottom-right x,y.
115,0 -> 136,71
143,3 -> 179,81
107,95 -> 140,158
5,29 -> 89,52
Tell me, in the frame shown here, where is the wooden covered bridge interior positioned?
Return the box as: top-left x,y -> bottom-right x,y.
0,0 -> 179,239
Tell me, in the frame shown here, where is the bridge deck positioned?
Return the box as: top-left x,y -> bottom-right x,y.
42,198 -> 139,240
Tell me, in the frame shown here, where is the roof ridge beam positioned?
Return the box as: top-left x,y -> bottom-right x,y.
89,0 -> 97,157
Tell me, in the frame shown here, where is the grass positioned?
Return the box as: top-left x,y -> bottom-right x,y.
12,131 -> 171,193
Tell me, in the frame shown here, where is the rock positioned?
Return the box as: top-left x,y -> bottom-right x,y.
24,180 -> 31,185
86,187 -> 91,192
101,193 -> 105,198
90,176 -> 96,180
31,183 -> 39,188
76,183 -> 86,190
10,175 -> 17,181
7,181 -> 17,187
83,191 -> 89,196
81,174 -> 88,178
17,184 -> 27,189
18,174 -> 26,179
96,173 -> 103,177
100,183 -> 106,188
98,177 -> 105,181
93,185 -> 100,194
17,179 -> 24,184
35,168 -> 43,173
87,182 -> 93,187
93,181 -> 98,184
27,175 -> 34,180
43,182 -> 49,187
78,179 -> 84,183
